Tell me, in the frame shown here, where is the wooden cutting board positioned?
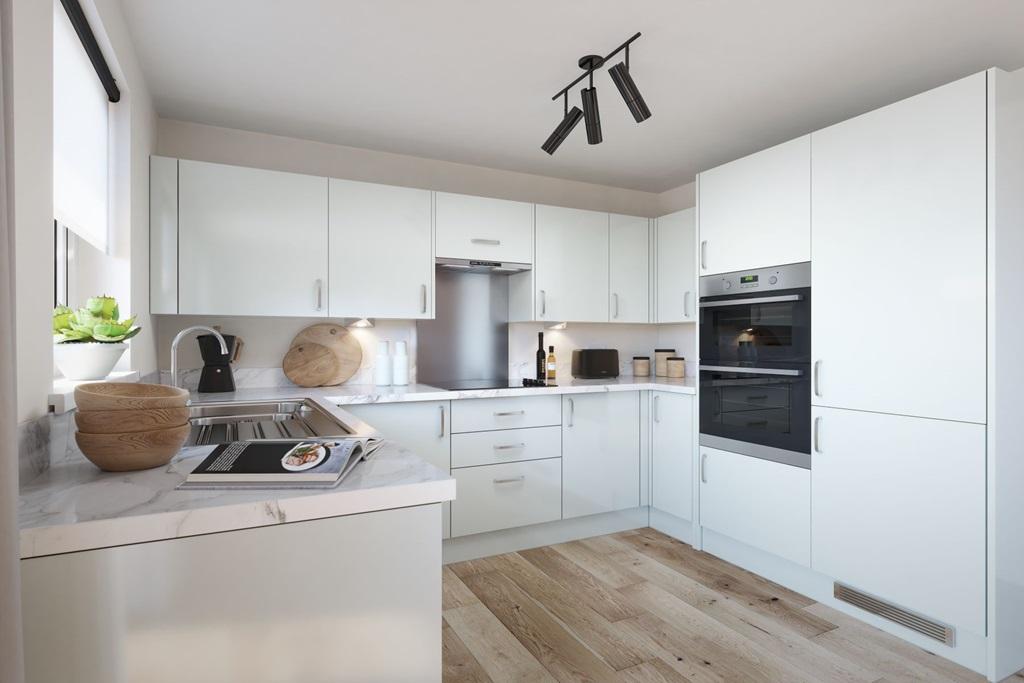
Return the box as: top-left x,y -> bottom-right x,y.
283,342 -> 340,388
285,323 -> 363,386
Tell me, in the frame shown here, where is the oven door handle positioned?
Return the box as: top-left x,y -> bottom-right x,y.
699,365 -> 804,377
699,294 -> 803,308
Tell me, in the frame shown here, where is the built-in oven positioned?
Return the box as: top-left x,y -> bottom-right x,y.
698,262 -> 811,468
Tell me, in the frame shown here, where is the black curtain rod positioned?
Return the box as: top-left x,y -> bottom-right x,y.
551,32 -> 641,101
59,0 -> 120,102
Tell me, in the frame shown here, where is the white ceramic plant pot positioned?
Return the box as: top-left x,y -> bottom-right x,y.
53,342 -> 128,381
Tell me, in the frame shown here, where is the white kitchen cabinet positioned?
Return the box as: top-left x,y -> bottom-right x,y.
651,392 -> 694,521
450,395 -> 561,433
811,406 -> 985,635
329,179 -> 433,319
811,73 -> 986,424
654,208 -> 697,323
178,160 -> 328,316
699,446 -> 810,567
451,458 -> 562,537
697,136 -> 810,275
344,401 -> 451,538
562,392 -> 640,519
451,426 -> 561,469
534,205 -> 609,322
609,214 -> 650,323
435,192 -> 534,264
150,156 -> 178,314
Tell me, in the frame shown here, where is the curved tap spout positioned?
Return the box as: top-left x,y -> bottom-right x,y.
170,326 -> 228,390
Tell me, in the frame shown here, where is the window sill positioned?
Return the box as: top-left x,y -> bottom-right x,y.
49,370 -> 141,414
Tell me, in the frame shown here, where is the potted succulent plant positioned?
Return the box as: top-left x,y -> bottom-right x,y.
53,295 -> 141,380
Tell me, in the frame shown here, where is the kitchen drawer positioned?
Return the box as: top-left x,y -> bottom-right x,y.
451,395 -> 561,433
435,192 -> 534,264
451,459 -> 562,537
452,426 -> 561,468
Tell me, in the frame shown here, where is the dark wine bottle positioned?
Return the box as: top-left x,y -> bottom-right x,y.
536,332 -> 546,381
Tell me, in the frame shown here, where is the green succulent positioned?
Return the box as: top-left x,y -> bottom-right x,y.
53,296 -> 140,344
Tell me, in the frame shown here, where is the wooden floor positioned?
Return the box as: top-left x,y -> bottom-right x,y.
443,528 -> 1015,683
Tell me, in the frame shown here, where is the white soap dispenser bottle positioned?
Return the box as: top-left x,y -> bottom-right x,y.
374,340 -> 392,386
392,340 -> 409,386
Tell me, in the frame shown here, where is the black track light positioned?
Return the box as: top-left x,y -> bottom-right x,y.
581,86 -> 602,144
542,105 -> 583,155
608,61 -> 651,122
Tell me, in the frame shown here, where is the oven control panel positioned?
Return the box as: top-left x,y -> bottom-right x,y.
699,261 -> 810,297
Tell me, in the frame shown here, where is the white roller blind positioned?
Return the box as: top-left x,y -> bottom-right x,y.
53,0 -> 109,253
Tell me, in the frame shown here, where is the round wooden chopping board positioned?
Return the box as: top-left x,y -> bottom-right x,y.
286,323 -> 363,386
283,342 -> 340,388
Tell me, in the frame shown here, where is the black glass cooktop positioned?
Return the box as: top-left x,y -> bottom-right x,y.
430,379 -> 558,391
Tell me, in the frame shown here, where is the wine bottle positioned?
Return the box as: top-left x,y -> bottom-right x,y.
546,345 -> 557,381
536,332 -> 546,381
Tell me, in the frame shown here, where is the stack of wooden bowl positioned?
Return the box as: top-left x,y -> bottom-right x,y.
74,383 -> 191,472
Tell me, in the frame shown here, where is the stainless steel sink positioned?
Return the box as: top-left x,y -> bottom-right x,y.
185,398 -> 375,447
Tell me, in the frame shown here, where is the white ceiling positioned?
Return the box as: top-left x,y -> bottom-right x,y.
119,0 -> 1024,192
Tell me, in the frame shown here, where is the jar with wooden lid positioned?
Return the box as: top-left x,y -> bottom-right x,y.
632,356 -> 651,377
666,357 -> 686,379
654,349 -> 675,377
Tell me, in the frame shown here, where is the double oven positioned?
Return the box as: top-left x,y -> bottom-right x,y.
699,262 -> 811,468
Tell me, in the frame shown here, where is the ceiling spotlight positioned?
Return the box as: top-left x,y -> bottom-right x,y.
542,103 -> 583,155
609,61 -> 651,122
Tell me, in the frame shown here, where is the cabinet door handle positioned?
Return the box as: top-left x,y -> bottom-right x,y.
814,416 -> 823,454
814,360 -> 823,397
700,241 -> 708,270
471,238 -> 501,245
420,284 -> 428,314
493,476 -> 525,485
568,398 -> 574,427
493,410 -> 525,417
701,453 -> 708,483
653,395 -> 660,423
539,289 -> 547,317
612,292 -> 620,319
439,405 -> 445,438
315,279 -> 323,311
493,443 -> 526,451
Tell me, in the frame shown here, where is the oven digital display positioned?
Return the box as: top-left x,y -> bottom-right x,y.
740,275 -> 758,284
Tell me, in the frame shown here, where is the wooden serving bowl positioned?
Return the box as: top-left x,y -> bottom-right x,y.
75,406 -> 191,434
75,382 -> 188,412
75,424 -> 192,472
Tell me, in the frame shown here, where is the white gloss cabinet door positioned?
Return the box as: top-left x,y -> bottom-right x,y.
651,392 -> 694,521
811,73 -> 986,424
329,179 -> 433,319
535,205 -> 609,322
150,156 -> 178,314
178,160 -> 328,316
698,136 -> 810,275
434,192 -> 534,264
562,392 -> 640,519
609,214 -> 650,323
655,208 -> 697,323
811,406 -> 985,635
344,401 -> 451,539
699,446 -> 810,567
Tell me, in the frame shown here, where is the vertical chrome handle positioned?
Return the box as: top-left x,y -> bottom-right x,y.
539,289 -> 547,317
814,360 -> 822,397
567,398 -> 574,427
700,241 -> 708,270
439,405 -> 445,438
315,279 -> 323,311
420,284 -> 428,314
653,395 -> 660,423
612,292 -> 620,319
700,453 -> 708,483
814,416 -> 823,454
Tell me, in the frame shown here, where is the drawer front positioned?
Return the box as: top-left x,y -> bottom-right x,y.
451,395 -> 561,433
451,459 -> 562,537
452,426 -> 561,468
434,192 -> 534,264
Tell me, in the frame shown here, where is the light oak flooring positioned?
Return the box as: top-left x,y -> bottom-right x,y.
443,528 -> 1020,683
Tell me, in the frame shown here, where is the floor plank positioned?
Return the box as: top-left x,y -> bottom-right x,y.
442,619 -> 492,683
617,658 -> 695,683
550,538 -> 647,589
443,566 -> 480,611
444,602 -> 555,683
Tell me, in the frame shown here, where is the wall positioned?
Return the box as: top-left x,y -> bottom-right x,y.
657,181 -> 697,215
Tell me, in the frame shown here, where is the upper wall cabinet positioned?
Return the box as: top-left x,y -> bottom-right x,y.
654,208 -> 696,323
435,192 -> 534,264
178,160 -> 329,317
533,205 -> 609,323
811,73 -> 986,423
609,214 -> 650,323
698,136 -> 810,275
150,156 -> 178,314
329,179 -> 433,319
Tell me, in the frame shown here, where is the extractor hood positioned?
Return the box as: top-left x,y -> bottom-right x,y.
435,257 -> 531,274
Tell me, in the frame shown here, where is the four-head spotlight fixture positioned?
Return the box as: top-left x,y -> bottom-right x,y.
542,32 -> 651,155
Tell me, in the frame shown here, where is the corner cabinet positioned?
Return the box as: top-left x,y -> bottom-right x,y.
328,179 -> 434,319
654,208 -> 696,323
533,205 -> 609,323
609,214 -> 650,323
650,392 -> 694,521
177,160 -> 329,316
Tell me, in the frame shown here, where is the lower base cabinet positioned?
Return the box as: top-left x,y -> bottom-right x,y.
562,392 -> 641,519
811,406 -> 985,635
699,446 -> 810,566
651,392 -> 695,520
451,458 -> 562,537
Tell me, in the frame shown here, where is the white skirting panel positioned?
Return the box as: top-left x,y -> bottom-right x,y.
648,508 -> 694,546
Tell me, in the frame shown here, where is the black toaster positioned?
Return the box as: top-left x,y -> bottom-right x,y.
571,349 -> 620,379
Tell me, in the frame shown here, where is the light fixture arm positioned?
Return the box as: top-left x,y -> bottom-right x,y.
550,31 -> 641,101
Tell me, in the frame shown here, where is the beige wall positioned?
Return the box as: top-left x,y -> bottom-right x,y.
657,181 -> 697,215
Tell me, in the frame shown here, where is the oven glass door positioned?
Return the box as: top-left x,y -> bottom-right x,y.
699,367 -> 811,467
699,287 -> 811,367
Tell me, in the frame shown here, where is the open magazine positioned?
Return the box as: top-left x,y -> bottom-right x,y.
177,437 -> 385,490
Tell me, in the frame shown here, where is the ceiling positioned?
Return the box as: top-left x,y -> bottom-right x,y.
119,0 -> 1024,192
